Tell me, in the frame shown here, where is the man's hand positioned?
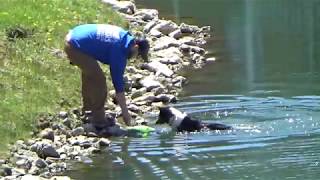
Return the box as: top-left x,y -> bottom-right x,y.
116,92 -> 134,126
122,111 -> 132,126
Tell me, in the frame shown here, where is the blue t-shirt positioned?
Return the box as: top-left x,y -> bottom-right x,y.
69,24 -> 135,92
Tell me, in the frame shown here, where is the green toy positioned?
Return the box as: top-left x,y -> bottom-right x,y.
126,125 -> 155,137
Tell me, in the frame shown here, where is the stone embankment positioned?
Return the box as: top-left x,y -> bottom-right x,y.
0,0 -> 215,179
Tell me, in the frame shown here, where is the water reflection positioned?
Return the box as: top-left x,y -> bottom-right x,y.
137,0 -> 320,96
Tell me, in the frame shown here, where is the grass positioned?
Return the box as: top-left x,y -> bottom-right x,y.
0,0 -> 128,157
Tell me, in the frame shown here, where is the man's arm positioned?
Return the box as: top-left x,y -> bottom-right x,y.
109,52 -> 132,126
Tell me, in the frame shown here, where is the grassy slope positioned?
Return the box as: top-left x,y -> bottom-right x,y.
0,0 -> 127,156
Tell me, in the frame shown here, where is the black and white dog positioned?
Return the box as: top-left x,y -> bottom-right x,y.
156,107 -> 232,132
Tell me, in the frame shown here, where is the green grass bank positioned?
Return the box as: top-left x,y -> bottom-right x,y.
0,0 -> 127,156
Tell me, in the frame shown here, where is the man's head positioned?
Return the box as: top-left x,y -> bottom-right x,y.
129,34 -> 150,62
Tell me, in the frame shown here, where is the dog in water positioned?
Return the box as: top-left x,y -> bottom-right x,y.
156,106 -> 232,132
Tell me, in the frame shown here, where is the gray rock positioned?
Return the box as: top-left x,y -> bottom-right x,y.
143,20 -> 158,33
62,118 -> 72,129
141,61 -> 174,77
139,76 -> 164,91
21,174 -> 43,180
50,176 -> 71,180
39,128 -> 54,141
102,0 -> 136,15
0,166 -> 12,176
135,9 -> 159,21
152,20 -> 179,35
15,159 -> 31,170
35,159 -> 48,169
0,159 -> 5,165
154,47 -> 183,59
157,57 -> 181,65
31,142 -> 60,159
131,87 -> 147,99
169,29 -> 183,39
71,127 -> 85,137
152,36 -> 180,51
128,104 -> 141,113
178,36 -> 197,46
155,94 -> 177,103
58,111 -> 68,119
151,87 -> 167,96
149,29 -> 162,38
180,23 -> 201,33
189,45 -> 205,54
132,92 -> 156,103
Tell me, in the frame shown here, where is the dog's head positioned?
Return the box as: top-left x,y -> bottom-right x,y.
156,106 -> 187,125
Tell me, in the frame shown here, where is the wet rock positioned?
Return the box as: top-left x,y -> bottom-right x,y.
97,138 -> 111,147
131,87 -> 147,99
206,57 -> 216,62
155,94 -> 177,103
201,26 -> 211,33
39,128 -> 54,142
189,45 -> 205,54
48,162 -> 67,174
135,9 -> 159,21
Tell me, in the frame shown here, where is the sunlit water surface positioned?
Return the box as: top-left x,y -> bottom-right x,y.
67,95 -> 320,179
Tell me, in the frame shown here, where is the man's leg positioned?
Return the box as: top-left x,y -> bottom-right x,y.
64,41 -> 108,127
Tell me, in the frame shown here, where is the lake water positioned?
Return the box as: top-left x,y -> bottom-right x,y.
66,0 -> 320,179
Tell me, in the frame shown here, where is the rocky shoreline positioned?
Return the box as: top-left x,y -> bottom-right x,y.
0,0 -> 215,179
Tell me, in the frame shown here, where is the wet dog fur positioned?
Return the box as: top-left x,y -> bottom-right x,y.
156,107 -> 232,132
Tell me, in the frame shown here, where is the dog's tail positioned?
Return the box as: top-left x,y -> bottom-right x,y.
204,123 -> 232,130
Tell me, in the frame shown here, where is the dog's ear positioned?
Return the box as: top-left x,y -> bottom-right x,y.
156,106 -> 171,124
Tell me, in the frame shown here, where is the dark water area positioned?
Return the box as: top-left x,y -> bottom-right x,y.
66,0 -> 320,179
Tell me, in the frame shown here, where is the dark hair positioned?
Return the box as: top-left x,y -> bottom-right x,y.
135,35 -> 149,62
